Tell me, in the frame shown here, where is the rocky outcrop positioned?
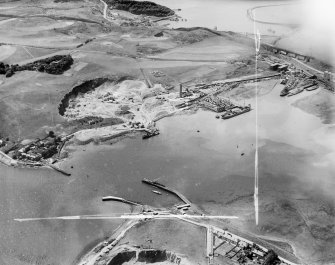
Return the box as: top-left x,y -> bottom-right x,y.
108,251 -> 136,265
58,76 -> 133,116
58,78 -> 110,116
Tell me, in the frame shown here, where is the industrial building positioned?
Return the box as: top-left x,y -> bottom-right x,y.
278,65 -> 289,72
270,63 -> 288,72
199,95 -> 234,113
270,63 -> 280,71
324,71 -> 334,82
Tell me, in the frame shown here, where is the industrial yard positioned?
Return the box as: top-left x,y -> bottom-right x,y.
75,179 -> 298,265
0,48 -> 332,166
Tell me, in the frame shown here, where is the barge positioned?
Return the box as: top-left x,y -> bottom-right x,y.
280,88 -> 289,97
142,178 -> 191,205
305,85 -> 318,91
221,106 -> 251,120
287,87 -> 304,97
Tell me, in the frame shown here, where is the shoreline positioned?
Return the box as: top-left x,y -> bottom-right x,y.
1,1 -> 334,264
0,149 -> 18,166
0,65 -> 327,171
75,180 -> 300,265
246,3 -> 299,27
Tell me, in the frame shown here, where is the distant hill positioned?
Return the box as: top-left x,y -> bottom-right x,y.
106,0 -> 174,17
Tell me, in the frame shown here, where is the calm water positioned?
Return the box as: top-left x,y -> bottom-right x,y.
59,83 -> 334,207
152,0 -> 335,63
0,164 -> 130,265
1,82 -> 334,264
153,0 -> 301,35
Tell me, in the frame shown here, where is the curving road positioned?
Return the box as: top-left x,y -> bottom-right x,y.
247,3 -> 298,27
291,58 -> 323,75
99,0 -> 114,22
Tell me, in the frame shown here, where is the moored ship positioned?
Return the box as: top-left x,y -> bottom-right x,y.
280,88 -> 289,97
221,106 -> 251,120
142,129 -> 160,139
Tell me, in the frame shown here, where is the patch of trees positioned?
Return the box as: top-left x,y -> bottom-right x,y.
0,54 -> 74,78
154,31 -> 164,37
106,0 -> 174,17
0,62 -> 12,77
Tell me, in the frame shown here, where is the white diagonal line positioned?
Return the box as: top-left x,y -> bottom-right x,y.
253,9 -> 260,226
14,214 -> 239,222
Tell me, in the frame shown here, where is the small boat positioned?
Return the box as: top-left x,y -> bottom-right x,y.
287,86 -> 304,96
152,190 -> 162,195
221,111 -> 234,119
142,130 -> 160,139
280,88 -> 289,97
305,85 -> 318,91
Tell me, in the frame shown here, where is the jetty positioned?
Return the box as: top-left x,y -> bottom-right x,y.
142,178 -> 191,206
102,196 -> 142,206
0,150 -> 18,166
47,164 -> 71,176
